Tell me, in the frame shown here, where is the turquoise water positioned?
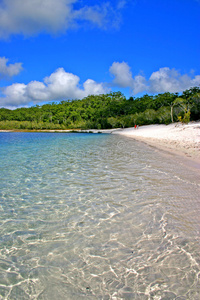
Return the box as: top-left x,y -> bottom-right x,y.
0,132 -> 200,299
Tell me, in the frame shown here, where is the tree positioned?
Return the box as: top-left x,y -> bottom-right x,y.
157,106 -> 171,124
108,117 -> 118,128
174,97 -> 191,123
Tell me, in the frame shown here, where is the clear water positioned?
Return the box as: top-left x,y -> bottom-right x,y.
0,132 -> 199,300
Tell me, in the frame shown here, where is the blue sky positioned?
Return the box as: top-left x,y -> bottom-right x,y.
0,0 -> 199,108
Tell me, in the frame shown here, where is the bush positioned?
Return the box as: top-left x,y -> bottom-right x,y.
178,110 -> 191,124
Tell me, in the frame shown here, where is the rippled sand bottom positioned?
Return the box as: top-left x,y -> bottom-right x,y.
0,132 -> 199,299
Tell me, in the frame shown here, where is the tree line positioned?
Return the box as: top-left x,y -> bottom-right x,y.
0,87 -> 199,130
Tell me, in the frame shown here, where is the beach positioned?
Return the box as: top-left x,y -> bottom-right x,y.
111,122 -> 200,165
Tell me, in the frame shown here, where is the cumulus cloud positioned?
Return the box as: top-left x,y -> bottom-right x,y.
109,62 -> 134,88
2,83 -> 28,106
0,0 -> 122,38
0,68 -> 109,107
148,67 -> 200,93
83,79 -> 108,95
44,68 -> 81,99
0,57 -> 23,78
109,62 -> 200,95
132,75 -> 147,94
0,0 -> 72,37
1,63 -> 200,108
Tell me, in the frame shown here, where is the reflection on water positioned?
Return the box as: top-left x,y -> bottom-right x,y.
0,132 -> 199,299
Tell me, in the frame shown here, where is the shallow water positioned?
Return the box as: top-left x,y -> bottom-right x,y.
0,132 -> 199,299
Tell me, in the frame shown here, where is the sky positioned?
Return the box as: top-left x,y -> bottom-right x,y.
0,0 -> 199,109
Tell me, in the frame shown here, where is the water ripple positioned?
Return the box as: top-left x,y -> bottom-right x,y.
0,132 -> 199,299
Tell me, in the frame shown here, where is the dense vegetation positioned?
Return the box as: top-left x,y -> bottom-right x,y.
0,87 -> 199,130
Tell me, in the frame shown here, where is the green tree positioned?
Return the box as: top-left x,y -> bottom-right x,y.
108,117 -> 118,128
174,97 -> 191,123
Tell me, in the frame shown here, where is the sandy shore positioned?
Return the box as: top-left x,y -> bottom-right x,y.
111,122 -> 200,165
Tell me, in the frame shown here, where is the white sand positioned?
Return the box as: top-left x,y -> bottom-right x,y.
112,122 -> 200,163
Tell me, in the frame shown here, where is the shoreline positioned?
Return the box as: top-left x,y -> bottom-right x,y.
0,129 -> 116,133
1,122 -> 200,169
112,122 -> 200,171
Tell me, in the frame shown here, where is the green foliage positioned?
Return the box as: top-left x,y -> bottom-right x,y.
174,95 -> 195,124
178,110 -> 191,124
157,106 -> 171,124
0,88 -> 199,130
108,117 -> 118,128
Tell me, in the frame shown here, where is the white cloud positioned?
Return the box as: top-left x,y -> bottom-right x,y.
83,79 -> 107,96
26,81 -> 49,101
2,83 -> 28,106
0,68 -> 109,107
109,62 -> 200,95
0,0 -> 75,38
191,75 -> 200,86
148,67 -> 196,93
44,68 -> 81,99
109,62 -> 133,88
74,2 -> 122,29
132,75 -> 147,94
0,0 -> 122,38
1,64 -> 199,108
0,57 -> 23,78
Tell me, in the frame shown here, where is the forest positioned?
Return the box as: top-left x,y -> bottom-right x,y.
0,87 -> 199,130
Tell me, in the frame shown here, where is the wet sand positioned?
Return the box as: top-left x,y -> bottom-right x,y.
111,122 -> 200,167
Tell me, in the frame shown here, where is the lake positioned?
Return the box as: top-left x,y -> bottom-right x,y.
0,132 -> 199,299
